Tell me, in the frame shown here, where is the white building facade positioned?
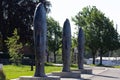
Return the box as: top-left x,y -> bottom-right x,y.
87,57 -> 120,66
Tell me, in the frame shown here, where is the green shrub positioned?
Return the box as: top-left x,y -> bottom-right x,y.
6,28 -> 23,65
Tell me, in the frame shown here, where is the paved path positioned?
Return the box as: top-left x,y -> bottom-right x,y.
90,68 -> 120,80
61,66 -> 107,80
12,66 -> 120,80
61,78 -> 81,80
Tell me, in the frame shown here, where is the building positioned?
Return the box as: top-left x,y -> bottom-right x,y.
87,57 -> 120,66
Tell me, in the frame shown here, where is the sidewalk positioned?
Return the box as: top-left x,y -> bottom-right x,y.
58,66 -> 108,80
81,66 -> 107,80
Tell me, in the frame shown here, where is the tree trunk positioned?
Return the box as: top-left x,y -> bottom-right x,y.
92,53 -> 95,64
53,52 -> 56,63
71,48 -> 74,64
1,35 -> 7,52
92,50 -> 96,64
31,65 -> 33,71
30,56 -> 34,71
99,50 -> 103,65
46,51 -> 49,62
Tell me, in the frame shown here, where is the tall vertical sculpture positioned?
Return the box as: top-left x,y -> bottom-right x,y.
33,3 -> 47,77
78,27 -> 85,69
62,19 -> 71,72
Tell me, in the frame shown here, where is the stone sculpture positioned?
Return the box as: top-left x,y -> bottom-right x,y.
0,64 -> 2,70
62,19 -> 71,72
33,3 -> 47,77
51,19 -> 81,78
77,27 -> 85,69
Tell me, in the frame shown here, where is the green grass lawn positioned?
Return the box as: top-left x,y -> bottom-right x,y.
89,64 -> 120,68
113,66 -> 120,68
3,65 -> 63,80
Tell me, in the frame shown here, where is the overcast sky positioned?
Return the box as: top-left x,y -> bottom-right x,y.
48,0 -> 120,34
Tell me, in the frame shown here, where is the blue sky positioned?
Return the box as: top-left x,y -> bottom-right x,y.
48,0 -> 120,34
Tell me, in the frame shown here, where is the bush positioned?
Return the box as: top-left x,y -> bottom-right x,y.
6,28 -> 23,65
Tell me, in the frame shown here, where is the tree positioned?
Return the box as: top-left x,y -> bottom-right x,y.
0,0 -> 37,53
0,33 -> 2,51
72,6 -> 100,64
71,36 -> 77,64
47,17 -> 62,63
6,28 -> 23,65
0,0 -> 52,55
97,17 -> 119,65
72,6 -> 120,65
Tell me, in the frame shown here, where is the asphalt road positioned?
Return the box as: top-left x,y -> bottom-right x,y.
90,68 -> 120,80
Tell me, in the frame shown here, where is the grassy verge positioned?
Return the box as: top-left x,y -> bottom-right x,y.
113,66 -> 120,68
3,65 -> 62,80
89,64 -> 120,68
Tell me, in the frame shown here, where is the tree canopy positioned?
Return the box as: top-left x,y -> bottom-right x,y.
0,0 -> 37,52
47,17 -> 62,63
0,0 -> 51,52
72,6 -> 120,65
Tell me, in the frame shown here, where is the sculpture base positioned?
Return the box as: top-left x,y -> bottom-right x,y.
19,76 -> 60,80
81,68 -> 92,74
52,72 -> 81,78
72,68 -> 92,74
